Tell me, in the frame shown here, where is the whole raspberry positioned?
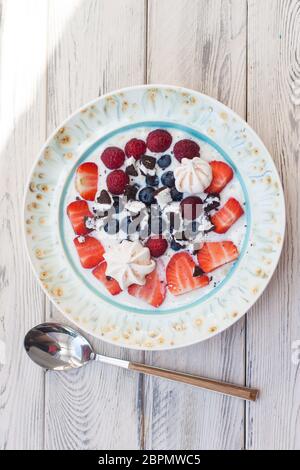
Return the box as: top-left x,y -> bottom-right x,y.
145,236 -> 168,258
180,196 -> 203,220
101,147 -> 125,169
146,129 -> 172,153
125,138 -> 146,160
173,139 -> 200,162
106,170 -> 129,195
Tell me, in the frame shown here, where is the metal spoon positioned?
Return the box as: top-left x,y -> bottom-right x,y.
24,323 -> 258,401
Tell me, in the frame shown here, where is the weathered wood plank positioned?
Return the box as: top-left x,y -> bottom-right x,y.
145,0 -> 247,450
247,0 -> 300,450
45,0 -> 147,450
1,0 -> 298,451
0,0 -> 48,450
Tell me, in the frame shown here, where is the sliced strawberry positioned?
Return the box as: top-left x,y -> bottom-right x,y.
75,162 -> 98,200
93,261 -> 122,295
67,200 -> 93,235
128,267 -> 166,308
211,197 -> 244,234
205,161 -> 233,194
74,236 -> 104,269
166,252 -> 209,296
197,241 -> 239,273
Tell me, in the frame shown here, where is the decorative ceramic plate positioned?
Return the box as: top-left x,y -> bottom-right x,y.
24,85 -> 285,350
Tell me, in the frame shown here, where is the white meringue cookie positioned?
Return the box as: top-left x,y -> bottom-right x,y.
103,240 -> 155,290
174,157 -> 212,194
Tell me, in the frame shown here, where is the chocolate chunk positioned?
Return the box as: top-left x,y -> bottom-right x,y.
124,184 -> 138,200
204,225 -> 215,234
146,174 -> 159,187
141,154 -> 156,170
204,193 -> 220,213
97,189 -> 112,205
193,266 -> 204,277
125,164 -> 138,177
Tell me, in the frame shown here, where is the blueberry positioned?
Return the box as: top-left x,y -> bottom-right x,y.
164,212 -> 180,233
170,187 -> 183,201
161,171 -> 175,188
157,154 -> 171,169
138,187 -> 155,206
112,196 -> 122,213
104,218 -> 119,234
146,174 -> 159,187
170,239 -> 184,251
191,220 -> 199,233
184,220 -> 199,240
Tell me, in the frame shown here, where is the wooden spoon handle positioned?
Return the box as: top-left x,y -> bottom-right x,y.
129,362 -> 258,401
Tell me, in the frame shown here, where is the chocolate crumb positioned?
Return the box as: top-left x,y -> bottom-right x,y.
97,189 -> 112,205
146,174 -> 159,187
141,154 -> 156,170
126,164 -> 138,177
204,225 -> 215,234
193,266 -> 204,277
204,193 -> 220,213
124,184 -> 138,200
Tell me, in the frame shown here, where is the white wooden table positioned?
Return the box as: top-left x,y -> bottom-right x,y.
0,0 -> 299,450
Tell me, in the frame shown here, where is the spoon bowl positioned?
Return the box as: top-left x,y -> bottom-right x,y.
24,323 -> 93,371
